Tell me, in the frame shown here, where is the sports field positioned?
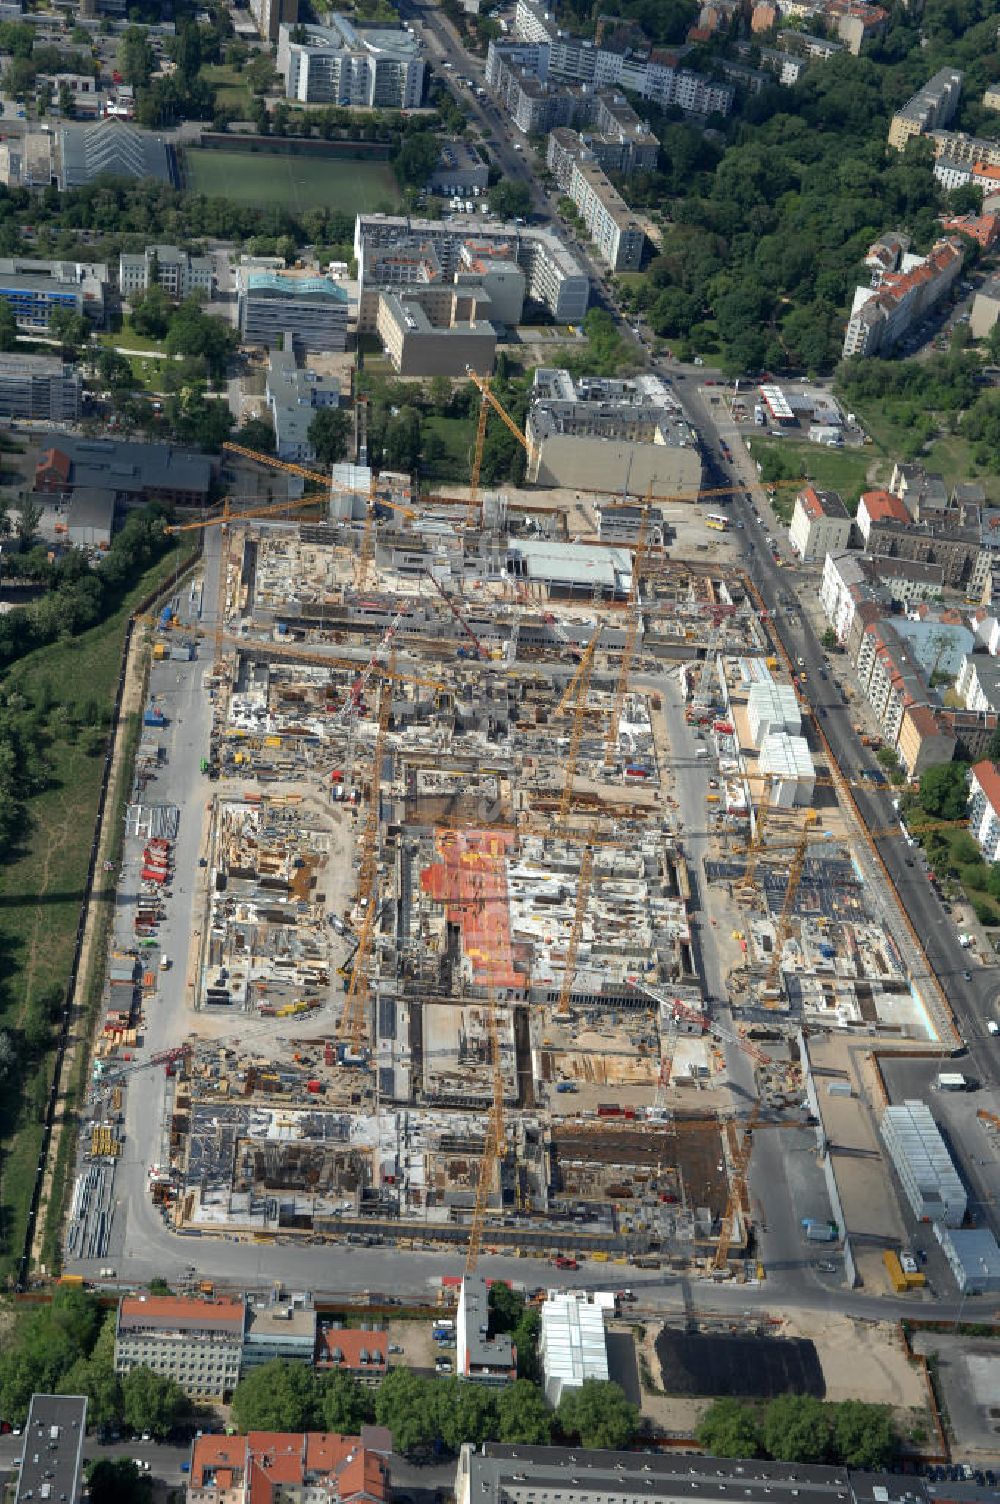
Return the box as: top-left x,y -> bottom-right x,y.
184,149 -> 403,214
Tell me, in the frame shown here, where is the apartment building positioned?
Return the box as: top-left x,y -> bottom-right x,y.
250,0 -> 298,44
888,67 -> 963,149
843,236 -> 964,358
970,272 -> 1000,339
787,484 -> 852,562
971,759 -> 1000,861
0,256 -> 107,330
315,1327 -> 388,1383
956,653 -> 1000,714
0,352 -> 80,421
546,130 -> 644,270
114,1295 -> 245,1399
238,270 -> 349,353
820,549 -> 946,648
588,91 -> 660,175
355,214 -> 589,324
376,290 -> 497,376
897,702 -> 958,776
457,1276 -> 517,1385
855,487 -> 910,544
929,128 -> 1000,168
862,516 -> 981,590
277,19 -> 424,109
186,1430 -> 390,1504
119,244 -> 213,302
525,368 -> 701,493
266,345 -> 342,463
495,5 -> 734,116
826,0 -> 888,54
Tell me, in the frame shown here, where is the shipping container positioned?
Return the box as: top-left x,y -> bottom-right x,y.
801,1218 -> 836,1242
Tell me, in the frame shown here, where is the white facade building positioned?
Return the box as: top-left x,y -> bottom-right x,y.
277,19 -> 424,108
119,244 -> 214,302
881,1100 -> 966,1227
969,759 -> 1000,860
787,485 -> 852,564
747,682 -> 801,746
758,732 -> 816,807
539,1292 -> 610,1406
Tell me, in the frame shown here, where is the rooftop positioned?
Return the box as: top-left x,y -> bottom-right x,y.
972,758 -> 1000,813
861,489 -> 911,525
245,272 -> 349,302
15,1394 -> 87,1504
118,1293 -> 245,1333
798,485 -> 848,522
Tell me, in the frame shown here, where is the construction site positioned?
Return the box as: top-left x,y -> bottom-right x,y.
69,376 -> 958,1291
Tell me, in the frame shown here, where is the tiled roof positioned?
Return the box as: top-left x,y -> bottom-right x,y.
973,759 -> 1000,814
315,1328 -> 388,1369
118,1294 -> 244,1333
861,489 -> 911,524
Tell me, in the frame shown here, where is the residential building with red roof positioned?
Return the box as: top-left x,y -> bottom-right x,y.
970,760 -> 1000,860
856,489 -> 911,544
843,236 -> 964,358
314,1327 -> 388,1383
186,1430 -> 390,1504
115,1295 -> 245,1399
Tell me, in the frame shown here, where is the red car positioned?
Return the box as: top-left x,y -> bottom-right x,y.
554,1256 -> 579,1270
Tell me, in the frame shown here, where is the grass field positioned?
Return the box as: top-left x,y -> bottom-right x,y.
183,148 -> 403,215
748,438 -> 878,520
202,62 -> 251,113
422,414 -> 476,482
0,543 -> 195,1281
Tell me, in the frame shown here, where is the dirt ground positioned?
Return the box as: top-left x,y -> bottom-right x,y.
633,1313 -> 933,1439
388,1316 -> 446,1373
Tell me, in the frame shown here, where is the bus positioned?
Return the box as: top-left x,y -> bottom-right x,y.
705,513 -> 730,531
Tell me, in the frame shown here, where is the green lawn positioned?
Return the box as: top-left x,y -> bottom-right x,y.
904,808 -> 1000,927
422,414 -> 476,482
98,319 -> 168,356
202,62 -> 251,113
838,390 -> 1000,501
0,543 -> 195,1281
183,148 -> 403,215
747,437 -> 878,518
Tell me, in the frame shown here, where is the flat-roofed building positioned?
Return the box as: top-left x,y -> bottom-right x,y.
239,270 -> 349,353
888,67 -> 963,148
0,351 -> 80,421
15,1395 -> 87,1504
525,367 -> 700,493
241,1293 -> 317,1374
277,18 -> 424,108
114,1294 -> 245,1399
376,290 -> 497,376
266,345 -> 341,463
934,1224 -> 1000,1292
0,255 -> 106,329
546,129 -> 645,271
881,1100 -> 966,1227
758,732 -> 815,806
457,1276 -> 517,1386
539,1293 -> 609,1405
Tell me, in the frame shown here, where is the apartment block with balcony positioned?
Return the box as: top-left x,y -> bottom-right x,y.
843,236 -> 964,358
114,1295 -> 245,1400
277,19 -> 424,109
355,214 -> 589,324
546,130 -> 644,271
250,0 -> 299,44
888,67 -> 963,149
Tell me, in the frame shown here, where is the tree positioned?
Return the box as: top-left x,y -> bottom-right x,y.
497,1379 -> 553,1443
320,1372 -> 375,1433
308,407 -> 352,467
16,497 -> 42,549
556,1379 -> 639,1450
832,1400 -> 895,1468
918,762 -> 968,821
236,416 -> 276,453
986,727 -> 1000,762
374,1369 -> 440,1457
488,1282 -> 525,1333
821,627 -> 839,652
48,307 -> 91,351
58,1316 -> 122,1429
246,53 -> 278,95
121,1367 -> 187,1439
0,298 -> 17,352
87,1459 -> 152,1504
696,1398 -> 762,1458
129,284 -> 173,340
230,1360 -> 321,1433
488,180 -> 532,219
436,1379 -> 498,1452
118,26 -> 155,89
762,1394 -> 833,1464
394,131 -> 442,189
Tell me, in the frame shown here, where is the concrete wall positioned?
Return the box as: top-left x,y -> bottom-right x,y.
530,436 -> 701,494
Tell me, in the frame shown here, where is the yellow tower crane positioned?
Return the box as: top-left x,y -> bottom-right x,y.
465,367 -> 533,528
604,494 -> 650,768
554,624 -> 601,830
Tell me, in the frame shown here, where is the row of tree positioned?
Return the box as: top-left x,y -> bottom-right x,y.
697,1395 -> 896,1468
0,1286 -> 186,1436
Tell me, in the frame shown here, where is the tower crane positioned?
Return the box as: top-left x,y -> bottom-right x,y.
339,659 -> 395,1051
554,624 -> 601,830
604,494 -> 649,768
163,486 -> 335,536
555,830 -> 596,1019
465,367 -> 532,528
424,570 -> 491,660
